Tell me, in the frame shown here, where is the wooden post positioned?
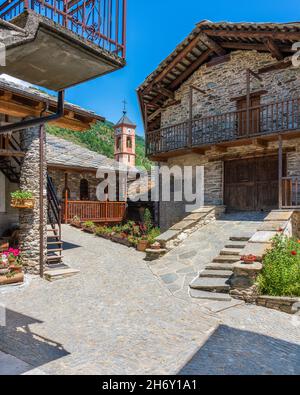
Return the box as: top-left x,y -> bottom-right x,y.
278,134 -> 283,209
189,86 -> 193,147
246,69 -> 251,137
65,189 -> 68,224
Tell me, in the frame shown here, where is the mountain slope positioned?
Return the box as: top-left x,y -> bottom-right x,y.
46,121 -> 152,170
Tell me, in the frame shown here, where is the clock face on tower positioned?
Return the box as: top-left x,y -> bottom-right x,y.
116,128 -> 122,135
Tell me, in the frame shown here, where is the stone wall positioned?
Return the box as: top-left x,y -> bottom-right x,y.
0,175 -> 19,235
157,50 -> 300,230
19,125 -> 47,274
161,51 -> 300,127
48,168 -> 99,201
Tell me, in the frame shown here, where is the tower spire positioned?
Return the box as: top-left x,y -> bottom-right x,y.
122,99 -> 127,116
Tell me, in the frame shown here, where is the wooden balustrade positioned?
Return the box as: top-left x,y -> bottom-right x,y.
282,177 -> 300,209
146,97 -> 300,156
63,199 -> 126,224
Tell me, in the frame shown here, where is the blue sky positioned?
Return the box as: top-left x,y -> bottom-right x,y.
65,0 -> 300,136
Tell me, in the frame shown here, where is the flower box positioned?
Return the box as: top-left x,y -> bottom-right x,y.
0,272 -> 24,286
11,198 -> 35,209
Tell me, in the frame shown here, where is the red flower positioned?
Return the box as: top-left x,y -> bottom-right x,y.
277,227 -> 284,232
291,250 -> 297,256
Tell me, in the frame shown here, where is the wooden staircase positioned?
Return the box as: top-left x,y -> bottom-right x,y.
47,175 -> 63,265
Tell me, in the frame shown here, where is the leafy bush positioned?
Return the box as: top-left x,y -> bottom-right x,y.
83,221 -> 95,229
257,234 -> 300,297
143,209 -> 153,231
11,190 -> 33,200
147,228 -> 161,245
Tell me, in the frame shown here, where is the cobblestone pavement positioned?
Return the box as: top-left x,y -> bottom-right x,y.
1,220 -> 300,375
0,225 -> 218,375
148,212 -> 266,305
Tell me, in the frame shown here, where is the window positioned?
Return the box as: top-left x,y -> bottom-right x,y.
0,172 -> 5,213
80,179 -> 89,201
117,137 -> 122,150
126,137 -> 132,149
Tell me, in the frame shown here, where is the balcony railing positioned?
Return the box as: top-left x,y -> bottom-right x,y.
146,97 -> 300,156
0,0 -> 126,58
282,176 -> 300,209
63,199 -> 126,223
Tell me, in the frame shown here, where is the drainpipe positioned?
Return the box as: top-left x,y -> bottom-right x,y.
0,91 -> 65,134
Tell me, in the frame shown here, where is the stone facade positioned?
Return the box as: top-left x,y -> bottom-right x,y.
48,168 -> 99,202
19,125 -> 47,274
157,50 -> 300,230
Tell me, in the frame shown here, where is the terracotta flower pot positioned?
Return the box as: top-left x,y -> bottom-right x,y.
137,240 -> 149,252
10,265 -> 22,273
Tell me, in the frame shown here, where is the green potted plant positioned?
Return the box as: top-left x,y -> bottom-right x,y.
82,221 -> 96,234
137,236 -> 149,252
11,190 -> 34,209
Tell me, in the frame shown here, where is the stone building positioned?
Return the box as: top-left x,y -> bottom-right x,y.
137,21 -> 300,230
0,78 -> 104,272
0,1 -> 127,277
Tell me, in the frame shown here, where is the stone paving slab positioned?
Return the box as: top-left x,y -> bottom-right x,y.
156,230 -> 180,243
258,221 -> 288,231
0,225 -> 219,376
170,220 -> 195,231
0,351 -> 46,375
265,211 -> 293,221
249,231 -> 277,244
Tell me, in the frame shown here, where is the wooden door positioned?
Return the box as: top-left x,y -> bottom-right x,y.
224,156 -> 280,211
237,96 -> 261,136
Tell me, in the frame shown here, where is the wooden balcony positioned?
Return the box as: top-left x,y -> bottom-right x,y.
146,97 -> 300,159
63,199 -> 126,224
282,176 -> 300,209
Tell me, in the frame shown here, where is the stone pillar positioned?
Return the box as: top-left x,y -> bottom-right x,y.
19,125 -> 47,274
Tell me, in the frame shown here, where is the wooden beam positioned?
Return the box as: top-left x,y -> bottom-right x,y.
145,35 -> 202,92
252,138 -> 269,148
198,33 -> 226,56
148,108 -> 162,122
258,59 -> 292,74
0,149 -> 25,157
221,42 -> 293,53
264,39 -> 283,60
153,85 -> 174,100
211,145 -> 228,153
205,29 -> 300,41
169,49 -> 213,90
0,99 -> 93,131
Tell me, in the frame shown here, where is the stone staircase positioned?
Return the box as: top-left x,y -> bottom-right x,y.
190,233 -> 252,301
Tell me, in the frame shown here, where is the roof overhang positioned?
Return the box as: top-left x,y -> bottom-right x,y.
137,21 -> 300,127
0,80 -> 104,131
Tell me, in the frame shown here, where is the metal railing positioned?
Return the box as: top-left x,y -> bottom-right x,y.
0,0 -> 127,58
146,97 -> 300,155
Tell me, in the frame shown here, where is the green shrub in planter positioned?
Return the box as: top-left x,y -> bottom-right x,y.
258,234 -> 300,297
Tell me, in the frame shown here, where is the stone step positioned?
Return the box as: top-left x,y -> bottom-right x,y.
206,263 -> 235,271
220,247 -> 242,256
225,240 -> 247,249
190,288 -> 232,301
47,248 -> 63,253
46,255 -> 63,262
44,268 -> 80,282
190,277 -> 230,292
213,255 -> 240,263
230,235 -> 252,242
200,269 -> 233,278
